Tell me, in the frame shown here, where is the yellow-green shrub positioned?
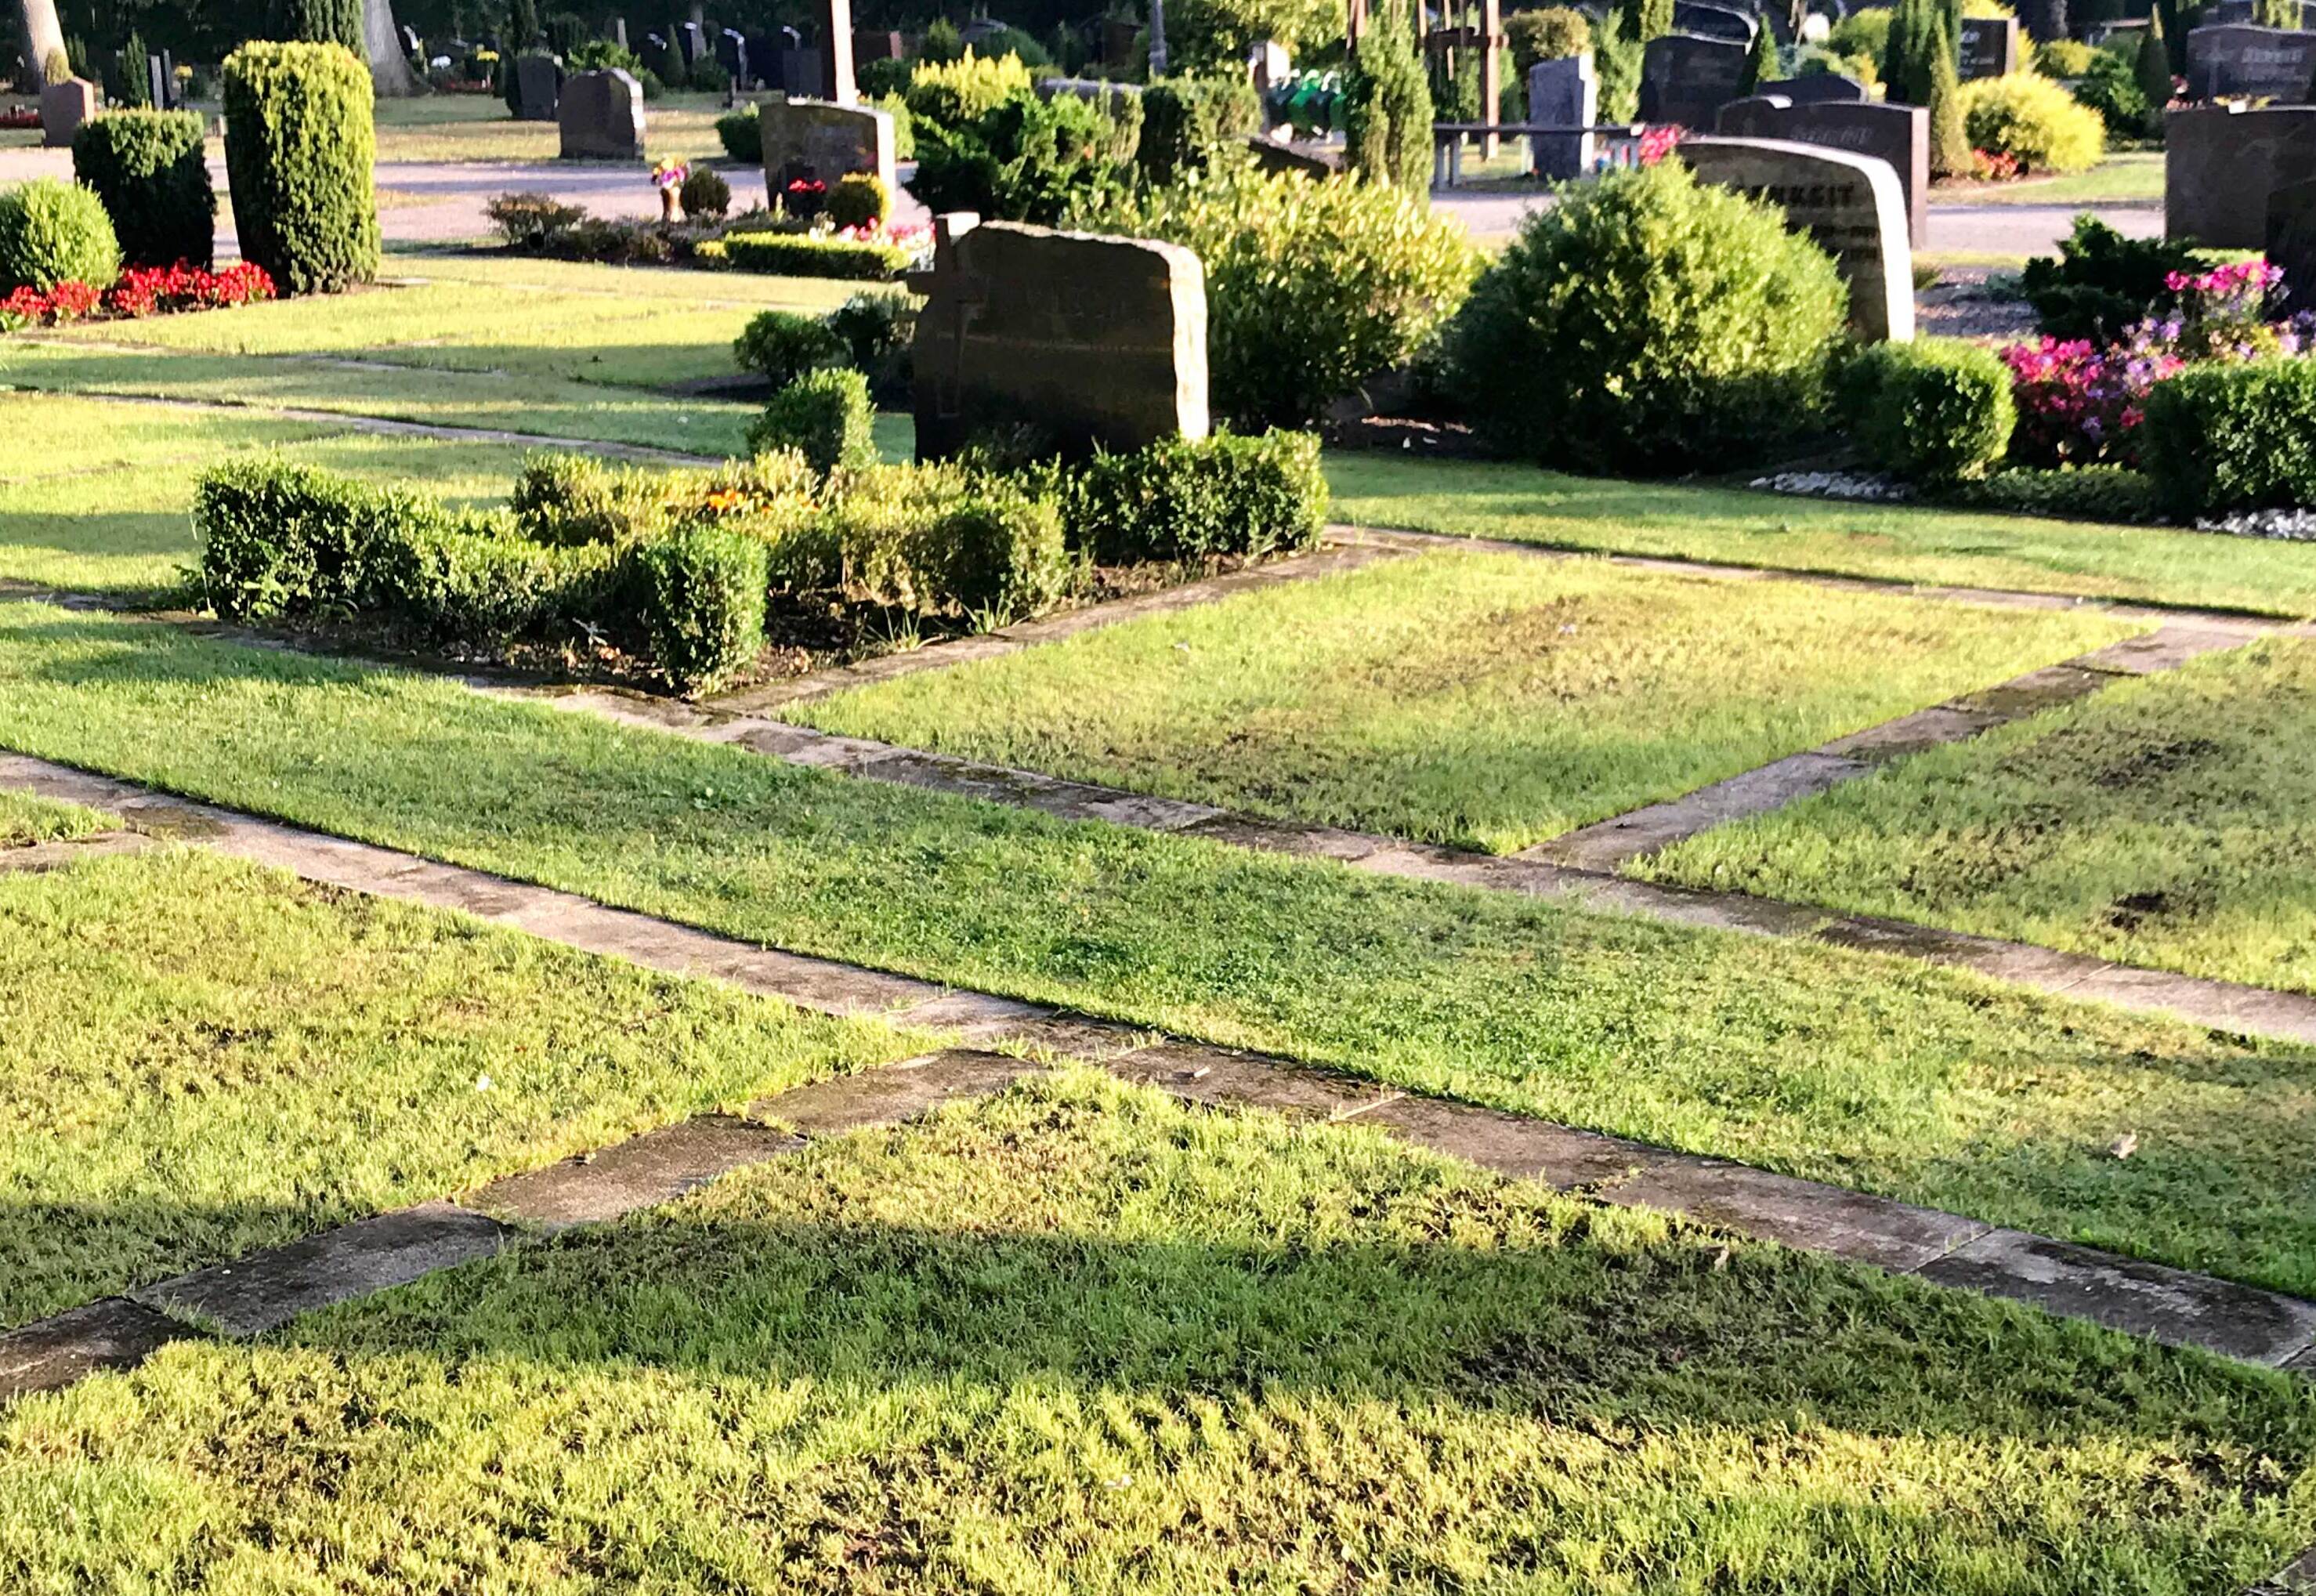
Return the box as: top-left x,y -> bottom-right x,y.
1961,72 -> 2104,174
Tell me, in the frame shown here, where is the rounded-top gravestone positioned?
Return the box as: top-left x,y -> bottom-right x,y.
557,68 -> 644,160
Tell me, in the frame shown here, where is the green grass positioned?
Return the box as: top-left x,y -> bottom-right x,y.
2,606 -> 2311,1295
0,788 -> 106,846
796,551 -> 2138,852
3,1069 -> 2309,1594
1325,454 -> 2316,617
0,845 -> 918,1328
0,394 -> 339,486
1941,150 -> 2165,207
1643,636 -> 2316,996
370,89 -> 737,163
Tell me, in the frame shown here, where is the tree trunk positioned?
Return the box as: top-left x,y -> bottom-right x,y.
19,0 -> 66,81
362,0 -> 425,95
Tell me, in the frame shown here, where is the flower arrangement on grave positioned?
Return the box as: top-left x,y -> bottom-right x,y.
1968,147 -> 2021,183
783,176 -> 828,221
1636,125 -> 1684,166
0,262 -> 274,332
652,158 -> 689,223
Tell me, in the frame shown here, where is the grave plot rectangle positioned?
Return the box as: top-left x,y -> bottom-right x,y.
759,97 -> 896,194
1715,96 -> 1928,244
1957,15 -> 2021,80
1641,34 -> 1750,130
2167,103 -> 2316,247
1678,135 -> 1916,342
914,215 -> 1210,460
2184,23 -> 2316,101
558,67 -> 646,160
1528,52 -> 1598,179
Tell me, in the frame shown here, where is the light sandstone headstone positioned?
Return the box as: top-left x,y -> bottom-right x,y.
1640,34 -> 1750,129
1716,96 -> 1929,244
758,96 -> 896,194
1678,135 -> 1915,341
2184,23 -> 2316,101
1956,15 -> 2021,80
2166,103 -> 2316,247
39,78 -> 97,149
1527,52 -> 1598,179
557,68 -> 645,159
912,214 -> 1210,459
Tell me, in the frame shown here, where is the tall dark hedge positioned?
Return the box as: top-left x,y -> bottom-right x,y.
273,0 -> 364,52
72,110 -> 215,268
223,42 -> 380,295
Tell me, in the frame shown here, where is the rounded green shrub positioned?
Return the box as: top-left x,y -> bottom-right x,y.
747,368 -> 879,476
223,41 -> 380,295
827,172 -> 890,230
1137,74 -> 1261,184
0,178 -> 121,292
679,166 -> 731,219
1446,161 -> 1847,476
714,103 -> 760,161
1506,7 -> 1592,71
2143,362 -> 2316,518
1961,71 -> 2105,174
71,109 -> 215,268
629,525 -> 768,693
273,0 -> 364,52
733,309 -> 846,386
1842,339 -> 2016,483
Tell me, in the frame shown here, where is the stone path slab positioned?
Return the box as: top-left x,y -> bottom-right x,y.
1529,751 -> 1869,870
0,831 -> 152,873
0,1297 -> 188,1401
470,1116 -> 805,1231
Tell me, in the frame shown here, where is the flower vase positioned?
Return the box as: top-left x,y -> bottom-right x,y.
660,188 -> 684,225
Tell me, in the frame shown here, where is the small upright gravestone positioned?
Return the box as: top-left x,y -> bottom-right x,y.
515,52 -> 562,120
1758,73 -> 1869,103
2169,104 -> 2316,247
913,214 -> 1209,460
1671,0 -> 1755,41
558,68 -> 645,159
39,78 -> 98,149
759,97 -> 896,195
1715,96 -> 1929,244
2184,24 -> 2316,100
1527,53 -> 1598,179
2267,176 -> 2316,313
1956,16 -> 2021,80
1677,136 -> 1915,342
1640,34 -> 1750,129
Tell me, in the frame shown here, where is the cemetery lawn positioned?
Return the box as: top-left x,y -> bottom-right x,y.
1326,454 -> 2316,617
1944,151 -> 2166,207
1641,636 -> 2316,997
4,606 -> 2314,1297
794,549 -> 2139,852
0,845 -> 919,1328
0,788 -> 107,847
369,89 -> 736,163
5,1069 -> 2311,1594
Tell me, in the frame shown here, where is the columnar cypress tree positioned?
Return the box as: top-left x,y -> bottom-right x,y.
1344,2 -> 1432,197
273,0 -> 364,53
1925,9 -> 1969,179
1617,0 -> 1673,46
2137,5 -> 2174,133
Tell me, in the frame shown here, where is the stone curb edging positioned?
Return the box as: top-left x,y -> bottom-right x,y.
2,750 -> 2312,1401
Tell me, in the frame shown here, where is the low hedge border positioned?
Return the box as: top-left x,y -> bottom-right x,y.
713,230 -> 910,280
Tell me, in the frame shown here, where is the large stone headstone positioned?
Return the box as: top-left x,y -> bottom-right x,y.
1956,15 -> 2021,80
1759,72 -> 1869,103
1527,53 -> 1598,179
2267,175 -> 2316,312
759,96 -> 896,194
1640,34 -> 1750,128
39,78 -> 97,150
557,68 -> 645,159
913,215 -> 1209,460
2167,104 -> 2316,246
2184,24 -> 2316,100
1672,0 -> 1756,40
1716,96 -> 1928,244
1678,135 -> 1915,341
514,52 -> 562,120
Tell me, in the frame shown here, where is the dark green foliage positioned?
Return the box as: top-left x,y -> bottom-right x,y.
1923,11 -> 1969,178
0,178 -> 121,291
1947,465 -> 2159,523
827,288 -> 916,402
1619,0 -> 1675,42
630,527 -> 769,692
273,0 -> 363,52
747,368 -> 879,475
110,30 -> 152,108
1842,339 -> 2017,483
1591,12 -> 1643,120
483,191 -> 587,247
732,309 -> 847,386
1506,7 -> 1592,71
194,457 -> 431,621
857,57 -> 912,96
715,103 -> 760,161
715,230 -> 907,279
689,57 -> 730,92
2135,10 -> 2173,131
970,24 -> 1053,66
511,452 -> 666,545
390,519 -> 623,648
222,42 -> 379,295
827,172 -> 890,230
1741,20 -> 1775,93
2020,214 -> 2202,342
1344,6 -> 1431,197
2144,363 -> 2316,517
72,110 -> 214,269
679,167 -> 731,219
543,10 -> 587,54
2068,48 -> 2151,139
908,87 -> 1131,225
918,487 -> 1073,621
1068,429 -> 1329,566
920,17 -> 964,62
1446,161 -> 1847,476
1137,74 -> 1261,183
567,40 -> 641,73
505,0 -> 540,50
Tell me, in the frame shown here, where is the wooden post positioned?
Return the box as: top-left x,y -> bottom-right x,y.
821,0 -> 856,103
1479,0 -> 1500,158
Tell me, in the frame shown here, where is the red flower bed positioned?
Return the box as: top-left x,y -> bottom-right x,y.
0,262 -> 275,331
0,106 -> 40,130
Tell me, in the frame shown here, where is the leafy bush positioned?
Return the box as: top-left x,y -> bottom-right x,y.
2143,362 -> 2316,517
679,166 -> 731,219
715,103 -> 760,161
2019,213 -> 2202,342
2066,48 -> 2150,139
511,452 -> 667,545
1138,74 -> 1261,184
222,42 -> 379,295
390,518 -> 622,648
71,110 -> 213,270
194,455 -> 428,621
827,288 -> 916,400
1071,163 -> 1479,428
733,309 -> 847,385
688,58 -> 729,93
630,526 -> 768,691
567,39 -> 642,73
1343,6 -> 1431,196
966,24 -> 1052,66
717,230 -> 908,279
1947,465 -> 2159,523
1842,339 -> 2016,483
0,178 -> 120,293
749,368 -> 879,474
485,192 -> 588,247
1827,5 -> 1893,62
1446,161 -> 1847,475
1167,0 -> 1342,66
1069,429 -> 1328,565
1506,7 -> 1591,71
1960,72 -> 2104,174
905,49 -> 1034,128
2035,37 -> 2097,75
1591,13 -> 1641,121
827,172 -> 890,230
919,486 -> 1073,621
908,85 -> 1131,225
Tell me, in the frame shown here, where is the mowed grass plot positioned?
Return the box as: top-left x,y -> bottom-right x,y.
0,788 -> 106,846
3,607 -> 2313,1294
4,1072 -> 2310,1594
0,846 -> 917,1327
1645,636 -> 2316,996
796,551 -> 2139,852
1326,454 -> 2316,617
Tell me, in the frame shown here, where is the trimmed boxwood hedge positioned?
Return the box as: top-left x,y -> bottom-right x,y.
71,109 -> 215,268
2143,362 -> 2316,519
712,230 -> 908,280
0,178 -> 120,292
1069,429 -> 1329,565
1841,339 -> 2015,484
222,41 -> 380,295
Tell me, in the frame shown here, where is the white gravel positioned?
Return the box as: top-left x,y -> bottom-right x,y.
1747,470 -> 1915,503
2196,508 -> 2316,541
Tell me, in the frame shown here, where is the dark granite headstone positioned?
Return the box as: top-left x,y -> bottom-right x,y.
1716,96 -> 1928,244
2184,23 -> 2316,100
855,29 -> 905,60
39,78 -> 96,149
1640,32 -> 1750,128
2167,103 -> 2316,248
2267,175 -> 2316,312
914,215 -> 1210,459
1527,52 -> 1598,179
1759,72 -> 1870,102
679,21 -> 707,66
1957,15 -> 2021,80
1672,0 -> 1756,40
1678,135 -> 1915,340
514,52 -> 562,120
558,67 -> 645,158
717,27 -> 748,85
